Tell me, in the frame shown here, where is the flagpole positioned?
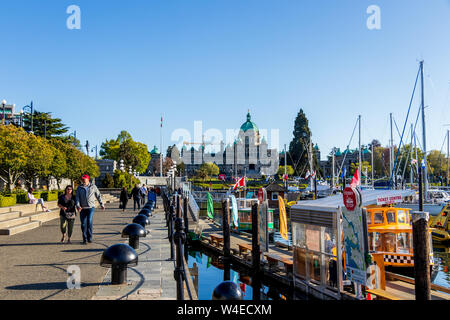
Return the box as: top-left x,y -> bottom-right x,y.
284,144 -> 287,190
358,115 -> 362,189
160,115 -> 163,178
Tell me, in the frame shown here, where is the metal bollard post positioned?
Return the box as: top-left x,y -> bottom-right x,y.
173,217 -> 186,300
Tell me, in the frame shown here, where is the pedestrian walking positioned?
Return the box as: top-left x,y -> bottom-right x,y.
27,187 -> 50,212
75,174 -> 105,245
131,184 -> 141,211
140,184 -> 147,206
57,185 -> 76,244
120,187 -> 129,212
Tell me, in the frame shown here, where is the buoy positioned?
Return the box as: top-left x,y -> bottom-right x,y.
366,292 -> 372,300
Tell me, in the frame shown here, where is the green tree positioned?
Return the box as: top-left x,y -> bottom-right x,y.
177,162 -> 186,175
427,150 -> 448,183
0,125 -> 31,192
102,173 -> 115,188
350,161 -> 372,178
47,139 -> 68,190
200,162 -> 219,176
100,131 -> 150,174
288,109 -> 319,175
277,165 -> 294,177
22,111 -> 69,138
22,134 -> 54,188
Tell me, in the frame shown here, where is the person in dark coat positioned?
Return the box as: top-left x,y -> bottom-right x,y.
120,187 -> 129,212
131,184 -> 141,211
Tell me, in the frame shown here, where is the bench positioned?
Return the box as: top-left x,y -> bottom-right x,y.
366,288 -> 402,300
264,253 -> 293,274
210,234 -> 224,247
238,243 -> 262,257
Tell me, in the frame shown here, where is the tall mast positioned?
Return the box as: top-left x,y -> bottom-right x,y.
410,124 -> 414,186
420,60 -> 429,200
358,115 -> 362,185
284,144 -> 287,190
309,138 -> 313,191
332,147 -> 335,189
160,114 -> 163,177
371,142 -> 374,188
447,129 -> 449,186
390,113 -> 394,187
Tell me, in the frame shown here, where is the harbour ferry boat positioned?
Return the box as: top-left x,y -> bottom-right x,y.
235,198 -> 274,232
366,206 -> 434,273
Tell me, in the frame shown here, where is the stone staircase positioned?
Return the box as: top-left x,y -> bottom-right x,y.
0,193 -> 119,236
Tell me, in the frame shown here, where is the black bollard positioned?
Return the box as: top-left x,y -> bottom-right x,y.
100,244 -> 138,285
212,281 -> 243,300
122,223 -> 146,249
183,196 -> 189,235
173,217 -> 186,300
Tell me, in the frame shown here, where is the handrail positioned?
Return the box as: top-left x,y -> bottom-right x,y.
385,271 -> 450,294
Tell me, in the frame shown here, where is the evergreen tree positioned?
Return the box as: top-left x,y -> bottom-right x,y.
22,111 -> 69,138
288,109 -> 317,176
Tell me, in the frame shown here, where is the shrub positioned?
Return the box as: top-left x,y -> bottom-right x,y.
15,192 -> 29,204
0,196 -> 17,207
42,191 -> 58,201
102,173 -> 115,188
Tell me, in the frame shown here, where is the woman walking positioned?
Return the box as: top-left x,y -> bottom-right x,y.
57,186 -> 77,244
120,187 -> 129,212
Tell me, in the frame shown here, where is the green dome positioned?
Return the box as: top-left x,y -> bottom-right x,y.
150,145 -> 160,155
240,112 -> 259,133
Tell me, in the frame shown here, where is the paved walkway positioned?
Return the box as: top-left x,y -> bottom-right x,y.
93,209 -> 177,300
0,199 -> 176,300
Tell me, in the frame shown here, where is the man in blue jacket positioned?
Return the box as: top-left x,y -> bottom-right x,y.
75,174 -> 105,244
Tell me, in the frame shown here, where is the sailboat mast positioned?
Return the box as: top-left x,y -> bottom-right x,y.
390,113 -> 394,187
371,142 -> 374,188
359,115 -> 362,184
410,124 -> 414,186
284,144 -> 287,190
420,60 -> 429,200
332,147 -> 335,189
309,138 -> 313,191
447,129 -> 449,186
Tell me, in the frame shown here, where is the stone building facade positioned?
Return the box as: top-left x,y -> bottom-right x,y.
180,112 -> 279,178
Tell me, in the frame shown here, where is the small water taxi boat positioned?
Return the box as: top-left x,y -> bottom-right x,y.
429,203 -> 450,243
235,198 -> 274,232
366,206 -> 434,272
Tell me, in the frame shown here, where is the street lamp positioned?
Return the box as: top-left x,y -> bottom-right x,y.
91,145 -> 98,160
22,101 -> 34,134
20,110 -> 24,127
1,100 -> 6,125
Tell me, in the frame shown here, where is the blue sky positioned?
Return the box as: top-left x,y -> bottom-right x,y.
1,0 -> 450,160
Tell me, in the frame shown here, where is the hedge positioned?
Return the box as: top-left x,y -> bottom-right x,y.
42,192 -> 59,201
0,196 -> 17,207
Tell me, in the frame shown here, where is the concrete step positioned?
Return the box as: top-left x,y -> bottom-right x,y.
0,211 -> 21,222
24,210 -> 60,224
0,221 -> 41,235
0,216 -> 32,229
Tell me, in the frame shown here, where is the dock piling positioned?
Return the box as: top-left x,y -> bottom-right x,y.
412,210 -> 431,300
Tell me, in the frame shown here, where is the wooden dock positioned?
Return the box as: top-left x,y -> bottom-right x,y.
192,218 -> 450,301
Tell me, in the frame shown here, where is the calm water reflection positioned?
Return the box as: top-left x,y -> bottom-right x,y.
186,248 -> 293,300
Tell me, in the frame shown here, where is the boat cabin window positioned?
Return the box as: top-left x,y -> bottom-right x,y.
272,192 -> 279,201
386,211 -> 396,224
373,212 -> 384,224
383,233 -> 397,253
397,210 -> 407,224
396,233 -> 411,254
366,211 -> 372,225
370,232 -> 383,252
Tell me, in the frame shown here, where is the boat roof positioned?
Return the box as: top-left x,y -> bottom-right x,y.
291,189 -> 416,212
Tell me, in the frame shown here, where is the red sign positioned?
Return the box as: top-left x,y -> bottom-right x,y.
343,187 -> 360,211
258,188 -> 264,203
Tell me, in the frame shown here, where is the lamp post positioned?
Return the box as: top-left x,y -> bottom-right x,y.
85,140 -> 90,156
22,101 -> 34,134
20,110 -> 24,127
1,100 -> 6,125
91,145 -> 98,160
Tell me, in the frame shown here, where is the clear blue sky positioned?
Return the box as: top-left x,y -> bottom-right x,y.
1,0 -> 450,161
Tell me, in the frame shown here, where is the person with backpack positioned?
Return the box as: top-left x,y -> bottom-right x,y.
131,184 -> 141,211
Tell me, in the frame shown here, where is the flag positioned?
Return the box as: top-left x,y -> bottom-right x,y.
206,192 -> 214,219
350,168 -> 361,188
311,170 -> 316,179
233,176 -> 246,190
341,167 -> 347,178
283,174 -> 288,181
160,116 -> 163,128
278,196 -> 288,241
230,195 -> 239,228
305,170 -> 311,179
